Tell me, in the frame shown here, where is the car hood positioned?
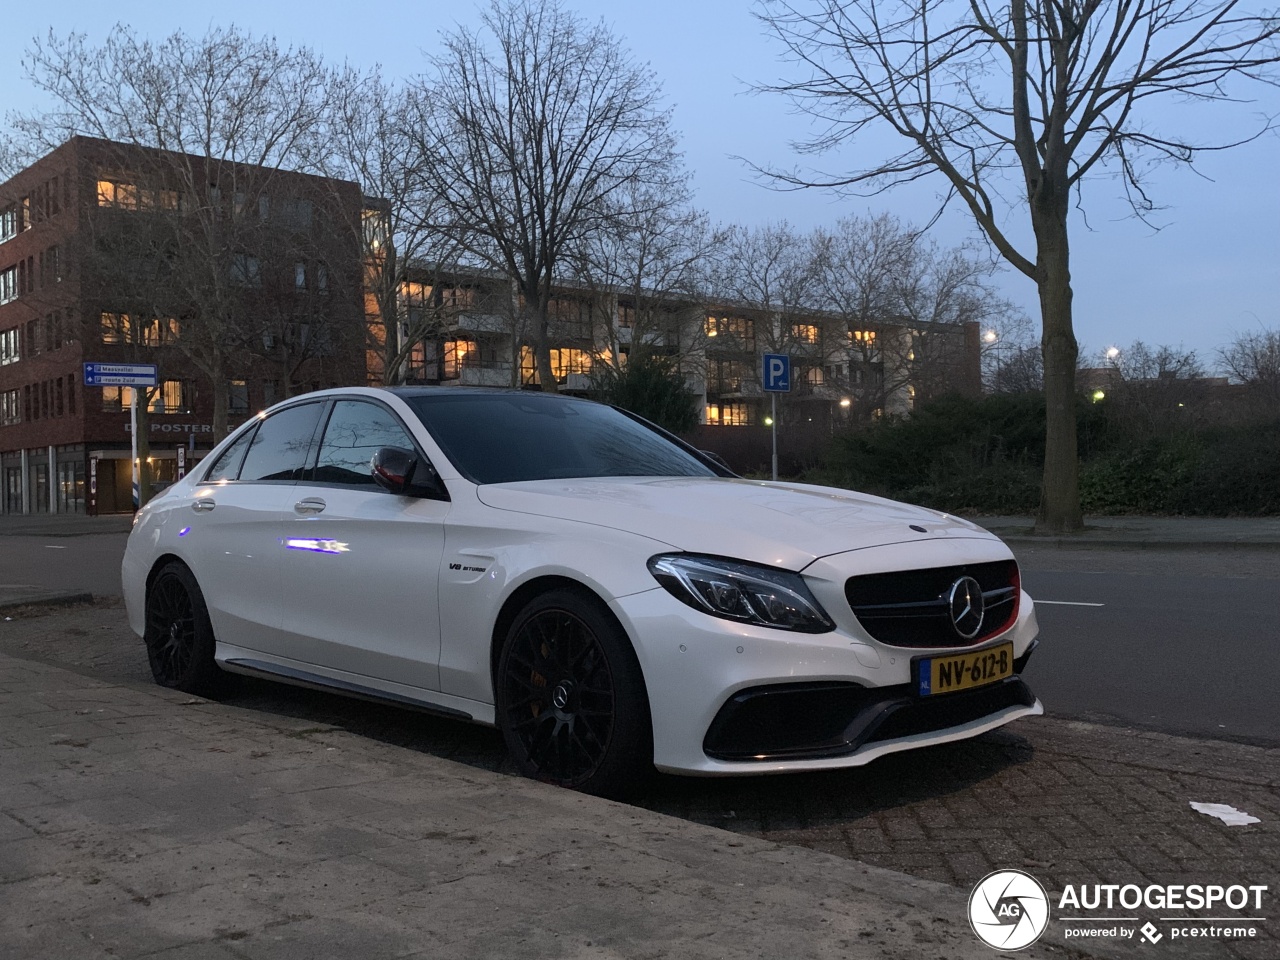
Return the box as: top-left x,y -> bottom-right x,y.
475,477 -> 998,570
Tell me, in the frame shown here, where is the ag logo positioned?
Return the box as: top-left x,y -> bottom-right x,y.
968,869 -> 1050,950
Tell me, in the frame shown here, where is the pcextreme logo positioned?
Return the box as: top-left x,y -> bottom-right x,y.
968,870 -> 1051,950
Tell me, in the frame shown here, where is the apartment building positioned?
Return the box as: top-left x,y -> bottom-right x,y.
387,264 -> 983,430
0,137 -> 365,514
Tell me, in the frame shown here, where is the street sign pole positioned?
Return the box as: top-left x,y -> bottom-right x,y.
83,363 -> 157,512
130,390 -> 139,511
771,393 -> 778,482
762,353 -> 791,483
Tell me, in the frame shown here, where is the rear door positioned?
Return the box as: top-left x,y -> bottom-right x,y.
184,401 -> 326,653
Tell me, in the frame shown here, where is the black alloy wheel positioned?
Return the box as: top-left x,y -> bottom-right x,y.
144,562 -> 221,695
497,589 -> 652,798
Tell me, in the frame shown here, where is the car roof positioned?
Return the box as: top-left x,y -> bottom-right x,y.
380,386 -> 596,403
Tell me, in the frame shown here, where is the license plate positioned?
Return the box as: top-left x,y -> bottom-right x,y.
915,642 -> 1014,696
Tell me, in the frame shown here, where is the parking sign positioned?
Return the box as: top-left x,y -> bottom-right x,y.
763,354 -> 791,392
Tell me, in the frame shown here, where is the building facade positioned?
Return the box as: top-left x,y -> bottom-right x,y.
0,137 -> 365,514
387,265 -> 983,431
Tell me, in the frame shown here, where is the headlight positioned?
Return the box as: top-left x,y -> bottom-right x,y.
647,554 -> 835,633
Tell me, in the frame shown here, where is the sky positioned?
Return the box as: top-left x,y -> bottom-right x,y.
3,0 -> 1277,369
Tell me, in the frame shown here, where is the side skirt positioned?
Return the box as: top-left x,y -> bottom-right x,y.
222,657 -> 475,722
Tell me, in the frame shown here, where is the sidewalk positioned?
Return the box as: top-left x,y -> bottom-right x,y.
0,645 -> 1094,960
965,515 -> 1280,549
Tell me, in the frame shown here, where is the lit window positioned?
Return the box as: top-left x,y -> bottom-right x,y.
706,402 -> 750,426
443,339 -> 477,379
102,386 -> 136,411
520,346 -> 592,385
101,312 -> 133,344
791,323 -> 819,344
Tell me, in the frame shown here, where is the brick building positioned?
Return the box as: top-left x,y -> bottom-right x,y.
0,137 -> 366,514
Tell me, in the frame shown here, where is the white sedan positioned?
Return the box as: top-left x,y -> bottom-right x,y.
123,387 -> 1042,797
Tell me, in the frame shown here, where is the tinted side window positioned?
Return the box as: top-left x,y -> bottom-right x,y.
203,425 -> 258,482
312,400 -> 416,489
239,402 -> 324,483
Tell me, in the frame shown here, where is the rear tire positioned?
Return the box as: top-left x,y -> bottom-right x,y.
496,588 -> 653,799
144,562 -> 221,696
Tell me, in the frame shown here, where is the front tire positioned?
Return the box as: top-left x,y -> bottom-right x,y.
144,562 -> 221,696
497,588 -> 652,799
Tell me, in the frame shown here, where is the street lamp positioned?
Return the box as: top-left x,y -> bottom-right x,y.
1105,346 -> 1120,360
983,329 -> 998,344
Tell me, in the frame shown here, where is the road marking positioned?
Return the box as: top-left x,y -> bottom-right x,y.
1035,600 -> 1105,607
44,545 -> 67,549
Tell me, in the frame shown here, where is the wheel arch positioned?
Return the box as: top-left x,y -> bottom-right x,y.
488,575 -> 650,705
144,554 -> 191,596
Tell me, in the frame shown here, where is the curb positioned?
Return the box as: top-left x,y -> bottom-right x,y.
0,591 -> 95,613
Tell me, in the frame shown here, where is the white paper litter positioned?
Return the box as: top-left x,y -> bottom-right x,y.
1190,802 -> 1261,826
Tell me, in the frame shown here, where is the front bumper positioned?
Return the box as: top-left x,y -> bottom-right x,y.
610,583 -> 1042,776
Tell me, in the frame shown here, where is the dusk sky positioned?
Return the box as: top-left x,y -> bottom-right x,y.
4,0 -> 1277,369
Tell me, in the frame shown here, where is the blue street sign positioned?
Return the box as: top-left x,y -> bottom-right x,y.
83,362 -> 159,387
763,353 -> 791,392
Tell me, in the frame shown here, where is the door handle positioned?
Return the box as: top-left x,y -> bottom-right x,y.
191,498 -> 216,513
294,497 -> 327,515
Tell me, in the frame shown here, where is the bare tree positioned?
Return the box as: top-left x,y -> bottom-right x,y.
4,25 -> 340,440
321,68 -> 474,385
1102,340 -> 1210,429
813,214 -> 1019,416
756,0 -> 1280,532
1220,328 -> 1280,412
568,179 -> 719,375
412,0 -> 681,393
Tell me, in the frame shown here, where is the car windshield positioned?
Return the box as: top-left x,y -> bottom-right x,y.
405,392 -> 717,484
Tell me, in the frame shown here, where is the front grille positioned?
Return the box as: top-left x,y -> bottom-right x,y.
845,560 -> 1019,648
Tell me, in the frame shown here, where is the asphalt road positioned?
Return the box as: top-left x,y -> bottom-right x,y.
2,529 -> 1277,746
1013,545 -> 1280,746
0,533 -> 130,598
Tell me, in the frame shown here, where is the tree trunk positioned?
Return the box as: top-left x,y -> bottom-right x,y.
534,303 -> 558,394
1033,211 -> 1083,534
210,374 -> 230,444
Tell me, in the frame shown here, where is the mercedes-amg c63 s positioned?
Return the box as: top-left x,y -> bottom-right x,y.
123,387 -> 1042,797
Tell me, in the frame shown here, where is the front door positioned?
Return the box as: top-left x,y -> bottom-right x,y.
274,398 -> 449,692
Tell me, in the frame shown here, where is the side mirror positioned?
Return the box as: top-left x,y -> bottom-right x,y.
699,449 -> 733,473
371,447 -> 447,499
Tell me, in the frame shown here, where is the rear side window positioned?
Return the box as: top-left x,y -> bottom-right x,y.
312,400 -> 418,489
203,425 -> 258,482
238,402 -> 325,482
